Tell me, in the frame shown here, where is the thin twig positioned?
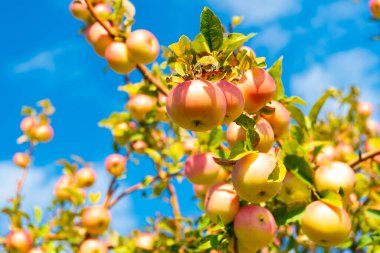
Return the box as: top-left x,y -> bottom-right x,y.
103,177 -> 117,207
136,64 -> 170,96
84,0 -> 115,37
348,148 -> 380,168
167,181 -> 182,242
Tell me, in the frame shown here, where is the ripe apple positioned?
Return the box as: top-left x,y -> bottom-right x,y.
185,153 -> 221,185
370,0 -> 380,18
215,80 -> 244,124
193,184 -> 210,199
75,167 -> 96,188
240,46 -> 256,58
238,68 -> 276,113
69,0 -> 91,22
127,94 -> 157,122
232,153 -> 283,203
54,175 -> 74,201
314,145 -> 337,166
301,200 -> 351,246
204,183 -> 239,224
105,41 -> 136,74
357,101 -> 373,117
79,239 -> 107,253
82,206 -> 111,235
366,119 -> 379,136
226,122 -> 246,147
183,138 -> 197,154
135,233 -> 155,250
314,162 -> 356,196
254,117 -> 275,152
126,29 -> 160,64
335,142 -> 354,161
85,22 -> 113,57
20,116 -> 37,135
93,3 -> 112,20
33,124 -> 54,142
166,80 -> 227,131
277,172 -> 310,203
13,152 -> 31,169
132,140 -> 148,153
104,153 -> 127,177
262,101 -> 290,138
234,205 -> 277,251
6,230 -> 32,253
29,248 -> 45,253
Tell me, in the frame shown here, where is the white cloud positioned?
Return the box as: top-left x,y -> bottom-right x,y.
291,48 -> 380,108
206,0 -> 301,25
14,49 -> 63,73
253,24 -> 291,54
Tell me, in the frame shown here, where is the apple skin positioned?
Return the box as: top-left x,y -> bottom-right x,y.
301,200 -> 351,247
105,41 -> 136,74
127,94 -> 157,122
193,184 -> 210,199
20,116 -> 38,135
232,153 -> 283,203
315,145 -> 337,166
238,68 -> 276,113
132,140 -> 148,153
34,124 -> 54,142
79,239 -> 107,253
126,29 -> 160,64
13,152 -> 31,169
278,172 -> 310,203
262,100 -> 290,138
69,0 -> 91,22
366,119 -> 379,136
85,22 -> 113,57
185,153 -> 221,185
104,153 -> 127,177
226,122 -> 246,147
183,138 -> 197,154
357,101 -> 373,117
215,80 -> 244,124
370,0 -> 380,18
82,206 -> 111,235
234,205 -> 277,251
6,230 -> 32,253
135,233 -> 155,250
314,162 -> 356,196
75,167 -> 96,188
204,183 -> 239,224
54,175 -> 74,201
29,248 -> 46,253
166,80 -> 227,132
335,142 -> 354,161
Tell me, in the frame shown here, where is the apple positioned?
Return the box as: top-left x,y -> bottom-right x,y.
204,183 -> 239,224
93,3 -> 112,20
6,230 -> 32,253
126,29 -> 160,64
335,142 -> 354,161
29,248 -> 45,253
226,122 -> 246,147
105,41 -> 136,74
13,152 -> 31,169
135,233 -> 155,250
193,184 -> 210,199
238,68 -> 276,113
166,80 -> 227,131
33,124 -> 54,142
277,172 -> 310,203
127,94 -> 157,122
215,80 -> 244,124
104,153 -> 127,177
234,205 -> 277,251
75,167 -> 96,188
82,206 -> 111,235
54,175 -> 74,201
301,200 -> 351,246
370,0 -> 380,19
262,101 -> 290,138
366,119 -> 379,136
183,138 -> 197,154
240,46 -> 256,58
20,116 -> 37,135
364,140 -> 380,164
357,101 -> 373,117
71,187 -> 86,205
69,0 -> 91,22
79,239 -> 107,253
315,145 -> 337,166
85,22 -> 113,57
132,140 -> 148,153
314,162 -> 356,196
184,153 -> 221,185
232,153 -> 283,203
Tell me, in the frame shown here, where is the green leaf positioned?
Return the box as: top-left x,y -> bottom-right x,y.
309,88 -> 339,126
200,7 -> 224,51
169,35 -> 192,56
283,96 -> 307,107
272,204 -> 306,226
246,128 -> 259,151
365,208 -> 380,220
192,33 -> 210,53
319,190 -> 343,207
208,126 -> 224,149
33,206 -> 42,224
228,141 -> 246,159
268,159 -> 287,182
286,104 -> 306,129
268,56 -> 285,100
222,33 -> 255,53
234,114 -> 256,130
283,155 -> 313,187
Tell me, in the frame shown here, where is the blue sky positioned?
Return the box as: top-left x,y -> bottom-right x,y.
0,0 -> 379,236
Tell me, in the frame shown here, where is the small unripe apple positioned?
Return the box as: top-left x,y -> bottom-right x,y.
366,119 -> 379,136
370,0 -> 380,19
357,101 -> 373,117
238,68 -> 276,113
301,200 -> 351,247
205,183 -> 239,224
20,116 -> 38,135
69,0 -> 91,23
28,248 -> 46,253
166,80 -> 227,131
33,124 -> 54,142
127,94 -> 157,122
132,140 -> 148,153
185,153 -> 221,185
54,175 -> 74,201
79,239 -> 107,253
234,205 -> 277,251
105,41 -> 136,74
85,22 -> 113,57
232,153 -> 283,202
135,233 -> 155,250
13,152 -> 31,169
82,206 -> 111,235
315,145 -> 337,166
215,80 -> 244,124
278,172 -> 310,203
126,29 -> 160,64
240,46 -> 256,58
314,162 -> 356,196
262,101 -> 290,138
93,3 -> 112,20
6,230 -> 32,253
75,167 -> 96,188
104,153 -> 126,177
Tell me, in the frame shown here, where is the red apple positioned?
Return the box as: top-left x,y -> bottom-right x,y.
75,167 -> 96,188
357,101 -> 373,117
166,80 -> 227,131
105,41 -> 136,74
254,117 -> 275,152
262,101 -> 290,138
69,0 -> 91,22
132,140 -> 148,153
79,239 -> 107,253
104,153 -> 126,177
54,175 -> 74,201
6,230 -> 32,253
135,233 -> 155,250
226,122 -> 246,147
33,124 -> 54,142
82,206 -> 111,235
85,22 -> 113,57
238,68 -> 276,113
20,116 -> 38,135
13,152 -> 31,169
185,153 -> 221,185
370,0 -> 380,19
215,80 -> 244,124
126,29 -> 160,64
127,94 -> 157,122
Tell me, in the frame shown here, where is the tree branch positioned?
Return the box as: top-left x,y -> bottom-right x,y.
83,0 -> 115,38
136,64 -> 169,96
167,180 -> 182,242
348,148 -> 380,168
103,176 -> 117,207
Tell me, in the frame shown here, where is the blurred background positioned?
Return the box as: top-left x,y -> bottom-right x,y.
0,0 -> 379,235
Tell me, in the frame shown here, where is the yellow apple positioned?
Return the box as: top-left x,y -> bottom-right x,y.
85,22 -> 113,57
278,172 -> 310,203
13,152 -> 31,169
135,233 -> 155,250
126,29 -> 160,64
104,153 -> 126,177
262,100 -> 290,138
75,167 -> 96,188
105,41 -> 136,74
82,206 -> 111,235
127,94 -> 157,122
6,230 -> 32,253
79,239 -> 107,253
